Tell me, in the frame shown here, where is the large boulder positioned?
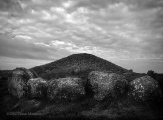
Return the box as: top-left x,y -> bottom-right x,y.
47,77 -> 85,102
88,71 -> 128,101
26,69 -> 38,78
8,67 -> 38,98
128,75 -> 162,103
12,68 -> 38,78
27,78 -> 48,98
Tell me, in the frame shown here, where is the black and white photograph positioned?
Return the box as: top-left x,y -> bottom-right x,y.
0,0 -> 163,120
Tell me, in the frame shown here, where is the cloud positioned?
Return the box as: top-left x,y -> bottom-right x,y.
15,35 -> 32,40
0,35 -> 52,60
0,35 -> 72,61
0,56 -> 52,70
0,0 -> 163,72
0,0 -> 21,11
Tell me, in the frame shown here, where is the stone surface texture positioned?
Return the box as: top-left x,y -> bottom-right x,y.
88,71 -> 128,101
8,67 -> 38,98
128,75 -> 162,102
27,78 -> 48,98
47,77 -> 85,102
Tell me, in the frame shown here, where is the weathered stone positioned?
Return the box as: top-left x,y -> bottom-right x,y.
47,77 -> 85,102
128,75 -> 162,103
8,67 -> 38,98
88,71 -> 128,101
26,69 -> 38,78
12,67 -> 38,79
27,78 -> 48,98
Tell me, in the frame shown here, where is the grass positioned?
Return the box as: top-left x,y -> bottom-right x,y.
3,90 -> 163,120
81,98 -> 163,120
1,89 -> 163,120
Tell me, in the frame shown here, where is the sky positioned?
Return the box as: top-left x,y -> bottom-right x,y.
0,0 -> 163,73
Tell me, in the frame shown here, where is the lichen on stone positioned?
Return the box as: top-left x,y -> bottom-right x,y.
47,77 -> 85,102
8,67 -> 38,98
88,71 -> 128,101
128,75 -> 162,103
27,78 -> 48,98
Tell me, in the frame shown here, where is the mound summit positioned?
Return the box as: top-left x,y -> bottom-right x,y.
31,53 -> 129,80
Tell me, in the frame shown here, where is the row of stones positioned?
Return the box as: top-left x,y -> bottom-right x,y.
8,68 -> 162,103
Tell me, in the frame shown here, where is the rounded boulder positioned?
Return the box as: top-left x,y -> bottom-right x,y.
128,75 -> 162,103
88,71 -> 128,101
8,67 -> 38,98
47,77 -> 85,102
27,78 -> 48,98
